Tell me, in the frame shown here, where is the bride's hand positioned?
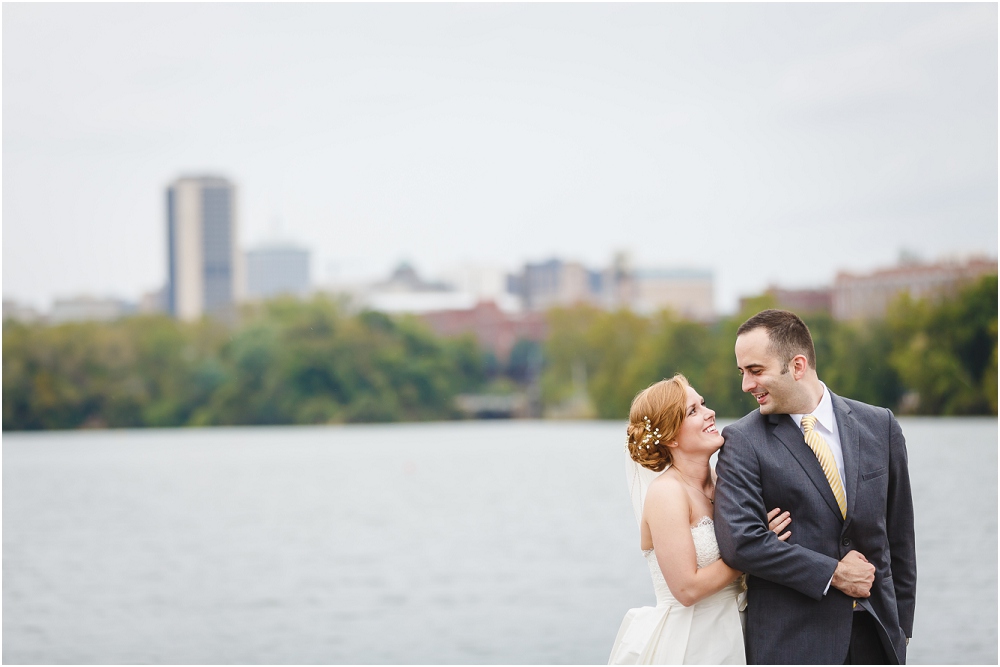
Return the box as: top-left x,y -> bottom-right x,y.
767,507 -> 792,541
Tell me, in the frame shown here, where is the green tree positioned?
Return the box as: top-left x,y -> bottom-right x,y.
887,274 -> 998,415
620,311 -> 715,414
539,305 -> 607,407
585,309 -> 651,419
820,319 -> 904,410
3,295 -> 489,430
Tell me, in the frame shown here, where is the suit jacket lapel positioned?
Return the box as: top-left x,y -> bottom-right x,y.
769,413 -> 844,521
832,392 -> 860,528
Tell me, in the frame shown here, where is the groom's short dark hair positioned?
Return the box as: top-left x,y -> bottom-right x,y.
737,309 -> 816,371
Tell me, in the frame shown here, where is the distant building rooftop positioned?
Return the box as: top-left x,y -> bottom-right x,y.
174,175 -> 233,186
363,291 -> 478,314
634,268 -> 713,280
833,256 -> 996,320
49,296 -> 136,324
372,262 -> 453,293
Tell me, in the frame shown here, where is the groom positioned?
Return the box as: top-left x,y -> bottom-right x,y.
714,310 -> 916,664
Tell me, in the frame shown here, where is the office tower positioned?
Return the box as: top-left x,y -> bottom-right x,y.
628,268 -> 715,320
245,243 -> 311,299
507,256 -> 715,320
165,176 -> 242,321
507,259 -> 601,311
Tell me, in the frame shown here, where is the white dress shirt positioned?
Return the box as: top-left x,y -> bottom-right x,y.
789,382 -> 846,505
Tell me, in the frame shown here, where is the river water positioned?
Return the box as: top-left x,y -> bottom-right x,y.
3,418 -> 996,664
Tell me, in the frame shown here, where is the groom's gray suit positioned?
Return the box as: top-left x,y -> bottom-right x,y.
714,391 -> 916,664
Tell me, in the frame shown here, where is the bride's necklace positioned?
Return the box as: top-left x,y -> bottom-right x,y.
672,466 -> 715,505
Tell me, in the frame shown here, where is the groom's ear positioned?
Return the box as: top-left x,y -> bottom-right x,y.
790,354 -> 809,380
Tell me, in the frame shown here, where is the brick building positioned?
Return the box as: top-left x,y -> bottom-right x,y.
832,257 -> 997,320
418,300 -> 547,364
740,287 -> 833,315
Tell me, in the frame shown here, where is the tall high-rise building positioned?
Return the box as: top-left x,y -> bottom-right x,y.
165,176 -> 242,321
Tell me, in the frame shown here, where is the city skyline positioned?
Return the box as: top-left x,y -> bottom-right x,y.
3,3 -> 997,313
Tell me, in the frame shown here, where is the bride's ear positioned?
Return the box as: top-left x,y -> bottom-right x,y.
666,439 -> 680,450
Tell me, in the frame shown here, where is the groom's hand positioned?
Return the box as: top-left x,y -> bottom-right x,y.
831,550 -> 875,598
766,507 -> 792,541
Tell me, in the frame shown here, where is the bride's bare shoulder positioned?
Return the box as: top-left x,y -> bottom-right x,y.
646,471 -> 686,502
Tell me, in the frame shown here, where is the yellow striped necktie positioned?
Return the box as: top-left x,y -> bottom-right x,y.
801,415 -> 847,519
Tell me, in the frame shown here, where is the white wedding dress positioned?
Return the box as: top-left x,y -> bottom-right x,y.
609,460 -> 746,665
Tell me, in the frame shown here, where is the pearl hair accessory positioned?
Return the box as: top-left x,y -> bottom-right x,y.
625,415 -> 664,453
641,416 -> 663,449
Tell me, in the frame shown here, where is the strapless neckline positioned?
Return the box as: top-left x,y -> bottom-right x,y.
642,516 -> 715,555
642,516 -> 721,570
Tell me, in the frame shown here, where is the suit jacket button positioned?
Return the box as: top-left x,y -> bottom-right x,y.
842,537 -> 851,547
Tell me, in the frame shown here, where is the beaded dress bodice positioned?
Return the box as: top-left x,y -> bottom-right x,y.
642,517 -> 733,607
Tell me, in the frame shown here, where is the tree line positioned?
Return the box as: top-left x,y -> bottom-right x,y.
3,296 -> 486,430
541,273 -> 997,419
3,274 -> 996,430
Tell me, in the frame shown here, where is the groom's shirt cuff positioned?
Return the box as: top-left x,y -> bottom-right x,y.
824,575 -> 833,595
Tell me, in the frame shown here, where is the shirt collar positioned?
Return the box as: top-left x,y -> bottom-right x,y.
792,383 -> 836,434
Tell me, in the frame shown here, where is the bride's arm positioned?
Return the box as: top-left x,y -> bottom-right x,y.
644,477 -> 741,607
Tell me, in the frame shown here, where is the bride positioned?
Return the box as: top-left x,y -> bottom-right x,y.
609,375 -> 791,665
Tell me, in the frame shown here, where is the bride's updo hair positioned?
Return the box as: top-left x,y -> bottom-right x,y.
626,374 -> 690,472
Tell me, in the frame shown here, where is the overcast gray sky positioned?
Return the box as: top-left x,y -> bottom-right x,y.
3,3 -> 997,313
